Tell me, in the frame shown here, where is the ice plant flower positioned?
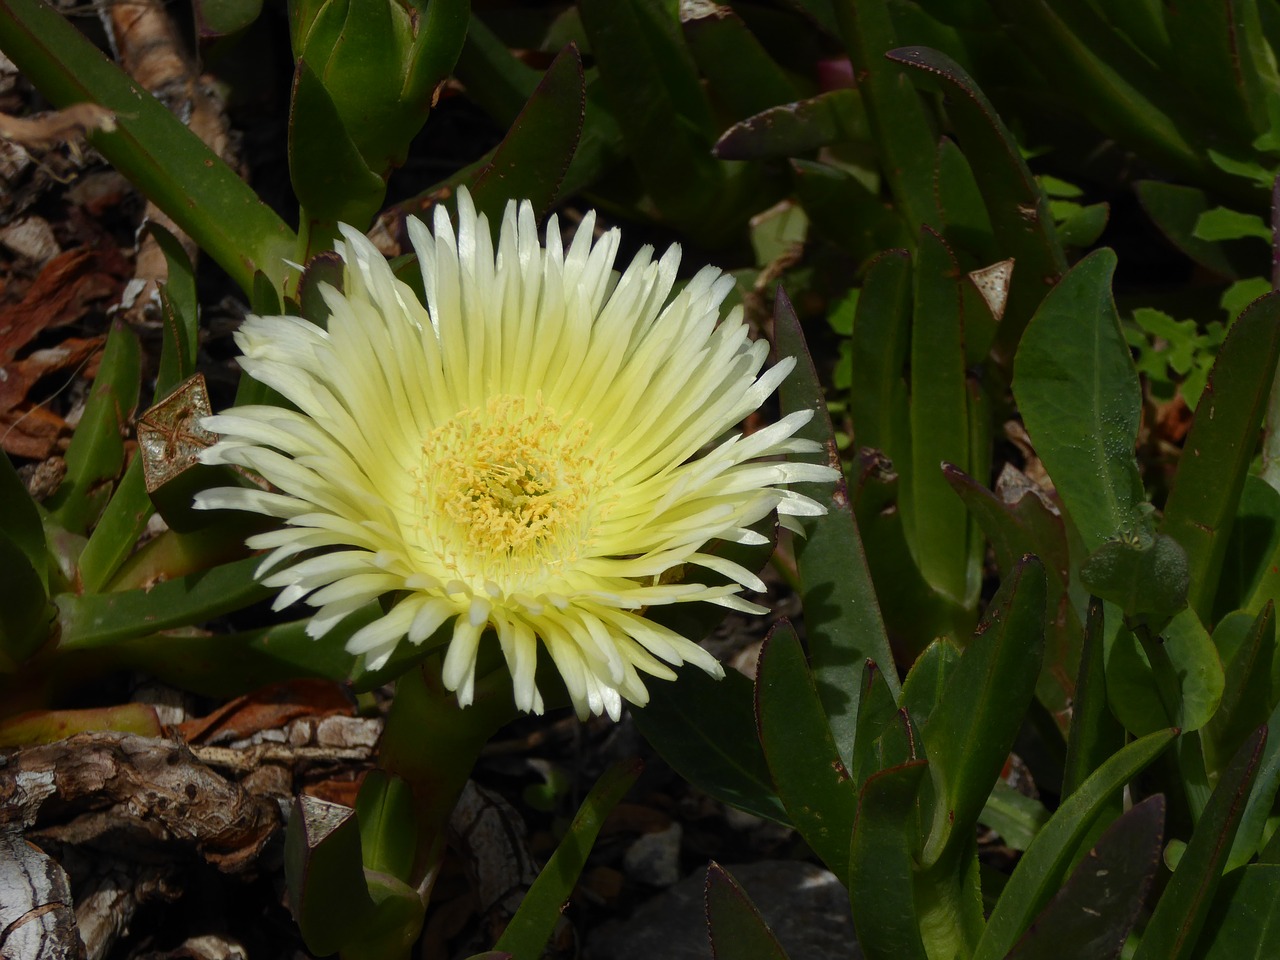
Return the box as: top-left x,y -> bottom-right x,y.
195,191 -> 836,719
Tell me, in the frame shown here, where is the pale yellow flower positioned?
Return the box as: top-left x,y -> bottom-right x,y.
196,191 -> 835,718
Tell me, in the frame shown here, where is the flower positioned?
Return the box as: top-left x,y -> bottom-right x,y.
195,191 -> 836,719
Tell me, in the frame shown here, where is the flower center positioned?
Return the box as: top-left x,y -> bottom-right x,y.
419,394 -> 597,586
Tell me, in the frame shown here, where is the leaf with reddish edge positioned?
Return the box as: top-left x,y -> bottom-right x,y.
973,729 -> 1176,960
705,862 -> 792,960
756,619 -> 858,882
920,556 -> 1046,866
470,45 -> 585,226
1133,726 -> 1268,960
1162,292 -> 1280,622
1005,796 -> 1165,960
847,760 -> 931,960
886,45 -> 1066,369
774,287 -> 896,764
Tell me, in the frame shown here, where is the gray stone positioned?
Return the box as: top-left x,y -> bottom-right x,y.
586,860 -> 861,960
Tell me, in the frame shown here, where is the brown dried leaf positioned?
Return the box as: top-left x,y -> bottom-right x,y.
174,679 -> 355,746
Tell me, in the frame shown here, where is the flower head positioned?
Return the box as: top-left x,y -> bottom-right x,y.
196,191 -> 836,718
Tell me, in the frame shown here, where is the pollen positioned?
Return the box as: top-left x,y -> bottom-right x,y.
419,394 -> 600,587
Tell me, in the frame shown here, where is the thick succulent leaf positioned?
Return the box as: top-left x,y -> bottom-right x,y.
1004,796 -> 1165,960
0,531 -> 52,672
972,728 -> 1176,960
151,223 -> 200,397
633,665 -> 786,825
921,557 -> 1046,865
908,227 -> 975,606
1191,865 -> 1280,960
682,4 -> 799,122
705,862 -> 792,960
1162,292 -> 1280,621
944,464 -> 1081,730
1203,604 -> 1276,781
848,760 -> 931,960
285,795 -> 378,956
714,90 -> 866,160
0,452 -> 47,591
46,320 -> 141,537
57,556 -> 272,650
776,288 -> 896,757
496,761 -> 640,959
1062,598 -> 1125,800
886,45 -> 1067,366
469,45 -> 585,225
756,620 -> 858,881
1013,249 -> 1146,552
1132,727 -> 1268,960
0,0 -> 297,295
834,0 -> 939,235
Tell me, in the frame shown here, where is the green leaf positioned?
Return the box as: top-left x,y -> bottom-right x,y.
1133,726 -> 1268,960
775,288 -> 897,759
790,160 -> 910,261
908,226 -> 976,605
290,56 -> 387,242
850,658 -> 903,788
633,665 -> 786,824
705,863 -> 793,960
496,760 -> 641,959
899,637 -> 962,733
849,249 -> 912,455
935,136 -> 996,266
1162,292 -> 1280,621
1218,477 -> 1280,619
355,771 -> 418,885
1203,603 -> 1275,782
848,760 -> 931,960
0,452 -> 47,591
756,620 -> 858,882
1004,796 -> 1165,960
1080,532 -> 1190,634
0,0 -> 296,296
682,4 -> 800,123
921,557 -> 1046,865
886,46 -> 1068,366
1057,202 -> 1110,249
973,728 -> 1177,960
1135,181 -> 1262,279
469,45 -> 585,225
285,795 -> 379,956
76,458 -> 151,594
194,0 -> 264,37
1063,598 -> 1125,800
57,556 -> 272,650
47,320 -> 141,536
0,531 -> 52,672
834,1 -> 939,235
714,90 -> 866,160
578,0 -> 725,241
979,780 -> 1050,853
1192,865 -> 1280,959
91,610 -> 366,698
1224,694 -> 1280,872
1193,208 -> 1274,243
944,463 -> 1081,729
151,223 -> 200,397
1013,249 -> 1146,551
1105,608 -> 1225,736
